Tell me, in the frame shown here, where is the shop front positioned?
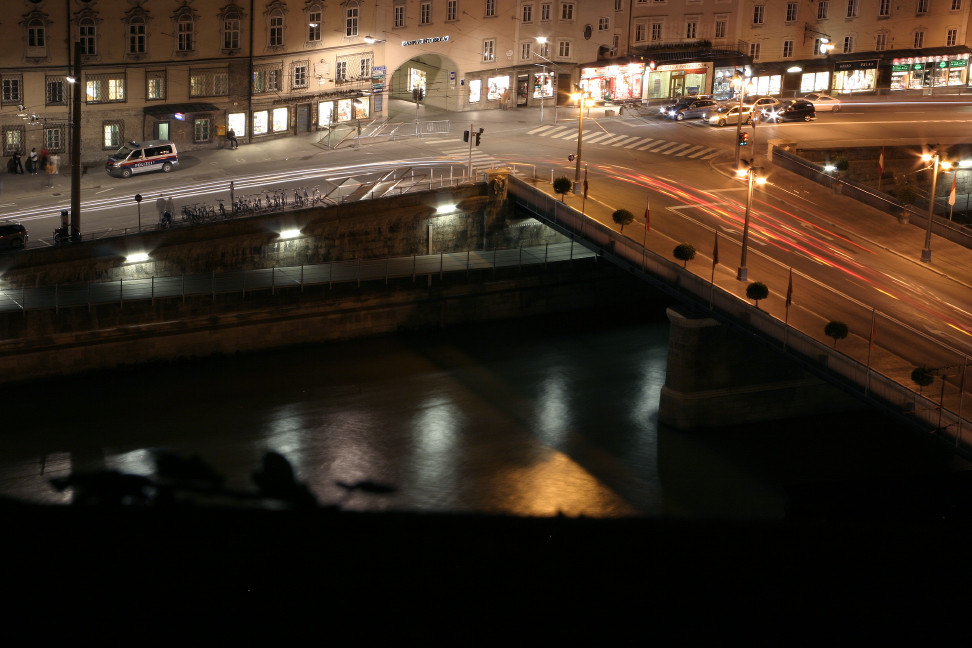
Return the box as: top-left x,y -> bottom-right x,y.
579,62 -> 645,103
832,60 -> 878,93
645,62 -> 712,100
890,55 -> 970,91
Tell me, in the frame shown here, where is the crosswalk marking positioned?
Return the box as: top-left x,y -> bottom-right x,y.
635,139 -> 659,150
613,136 -> 642,147
583,133 -> 613,144
649,141 -> 682,153
527,125 -> 559,135
675,144 -> 705,157
525,126 -> 721,159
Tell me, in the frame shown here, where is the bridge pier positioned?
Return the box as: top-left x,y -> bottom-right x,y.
659,306 -> 865,431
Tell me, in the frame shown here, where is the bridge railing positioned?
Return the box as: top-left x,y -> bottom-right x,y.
507,175 -> 972,457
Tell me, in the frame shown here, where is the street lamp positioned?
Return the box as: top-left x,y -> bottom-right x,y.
920,151 -> 952,263
733,73 -> 754,170
534,38 -> 555,124
569,91 -> 589,194
736,165 -> 767,281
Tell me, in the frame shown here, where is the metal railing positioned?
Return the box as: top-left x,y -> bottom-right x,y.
506,176 -> 972,458
0,241 -> 595,313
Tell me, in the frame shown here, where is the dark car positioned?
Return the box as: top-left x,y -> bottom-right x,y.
0,222 -> 28,250
671,98 -> 719,121
762,99 -> 816,122
659,95 -> 711,118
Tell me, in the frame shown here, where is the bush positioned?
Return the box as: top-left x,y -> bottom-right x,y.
824,321 -> 849,347
911,366 -> 935,394
553,176 -> 572,202
612,208 -> 634,233
673,243 -> 696,267
746,281 -> 769,308
896,184 -> 919,206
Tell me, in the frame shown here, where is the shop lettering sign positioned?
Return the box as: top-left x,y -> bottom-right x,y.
402,36 -> 450,46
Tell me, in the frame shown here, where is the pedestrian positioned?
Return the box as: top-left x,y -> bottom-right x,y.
501,88 -> 510,110
45,154 -> 56,187
28,147 -> 37,174
48,152 -> 59,175
227,128 -> 238,149
11,150 -> 23,174
165,196 -> 174,221
155,194 -> 166,221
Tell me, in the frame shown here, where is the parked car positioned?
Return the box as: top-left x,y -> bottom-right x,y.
0,222 -> 28,250
802,93 -> 841,111
670,98 -> 719,120
706,104 -> 754,127
763,99 -> 816,122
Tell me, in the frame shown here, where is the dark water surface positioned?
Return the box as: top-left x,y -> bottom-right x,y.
0,304 -> 964,518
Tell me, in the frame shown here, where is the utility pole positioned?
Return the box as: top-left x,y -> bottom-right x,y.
70,40 -> 82,240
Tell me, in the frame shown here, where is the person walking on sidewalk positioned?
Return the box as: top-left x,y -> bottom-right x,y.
45,152 -> 58,188
10,150 -> 23,174
28,148 -> 38,174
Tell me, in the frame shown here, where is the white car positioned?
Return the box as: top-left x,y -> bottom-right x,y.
802,93 -> 841,112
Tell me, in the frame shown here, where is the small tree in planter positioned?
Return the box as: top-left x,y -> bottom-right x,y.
896,183 -> 919,206
673,243 -> 696,267
612,208 -> 634,233
553,176 -> 572,202
824,321 -> 849,348
746,281 -> 769,308
911,366 -> 935,394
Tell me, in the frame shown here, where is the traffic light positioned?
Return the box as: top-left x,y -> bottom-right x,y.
568,154 -> 575,162
738,132 -> 750,147
463,130 -> 470,142
475,128 -> 484,146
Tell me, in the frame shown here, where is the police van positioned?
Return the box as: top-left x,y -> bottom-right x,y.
105,140 -> 179,178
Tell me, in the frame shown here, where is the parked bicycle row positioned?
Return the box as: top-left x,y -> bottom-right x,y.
158,185 -> 334,229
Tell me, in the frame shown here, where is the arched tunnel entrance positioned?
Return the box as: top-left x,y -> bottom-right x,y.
389,53 -> 461,112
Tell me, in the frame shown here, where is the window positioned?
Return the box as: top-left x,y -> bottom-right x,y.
2,76 -> 21,104
308,8 -> 322,41
611,34 -> 619,55
914,30 -> 924,48
45,127 -> 64,153
782,40 -> 794,58
522,4 -> 533,22
253,64 -> 282,92
86,74 -> 125,103
875,32 -> 888,50
79,18 -> 96,55
294,63 -> 308,88
685,21 -> 697,38
753,5 -> 764,24
178,15 -> 194,52
190,69 -> 229,97
128,17 -> 146,54
843,35 -> 854,52
814,38 -> 829,54
541,3 -> 551,20
715,19 -> 726,38
46,77 -> 65,105
28,18 -> 46,56
846,0 -> 859,18
447,0 -> 457,20
336,60 -> 348,81
394,6 -> 405,27
749,42 -> 760,60
615,0 -> 622,9
786,3 -> 798,21
947,28 -> 958,46
346,7 -> 358,36
558,39 -> 570,57
4,127 -> 24,154
359,57 -> 371,78
599,17 -> 610,31
521,42 -> 531,59
483,39 -> 495,61
952,0 -> 962,9
485,0 -> 496,17
561,3 -> 574,20
917,0 -> 929,13
879,0 -> 891,16
635,23 -> 646,41
224,10 -> 241,50
538,41 -> 549,57
194,118 -> 211,143
102,121 -> 123,149
269,9 -> 284,47
651,22 -> 662,40
421,2 -> 431,24
817,1 -> 829,19
146,70 -> 165,100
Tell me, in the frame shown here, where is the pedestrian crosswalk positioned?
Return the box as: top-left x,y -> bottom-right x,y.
437,145 -> 499,173
525,124 -> 720,159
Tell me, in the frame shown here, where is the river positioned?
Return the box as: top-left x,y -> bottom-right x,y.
0,302 -> 963,518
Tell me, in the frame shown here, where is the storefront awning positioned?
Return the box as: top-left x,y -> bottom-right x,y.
143,102 -> 221,116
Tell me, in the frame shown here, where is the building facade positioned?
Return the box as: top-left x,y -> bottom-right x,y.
1,0 -> 971,164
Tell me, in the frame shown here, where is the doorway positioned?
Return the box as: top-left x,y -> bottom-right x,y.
517,74 -> 528,106
297,104 -> 311,132
669,76 -> 685,98
154,121 -> 170,140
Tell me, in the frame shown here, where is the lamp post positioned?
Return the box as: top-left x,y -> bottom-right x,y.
67,40 -> 82,241
921,151 -> 952,263
736,165 -> 766,281
534,39 -> 556,123
570,92 -> 586,194
733,73 -> 753,170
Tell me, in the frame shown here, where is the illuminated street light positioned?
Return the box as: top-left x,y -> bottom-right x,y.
570,91 -> 591,194
535,37 -> 549,124
920,151 -> 952,263
733,73 -> 754,170
736,165 -> 767,281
